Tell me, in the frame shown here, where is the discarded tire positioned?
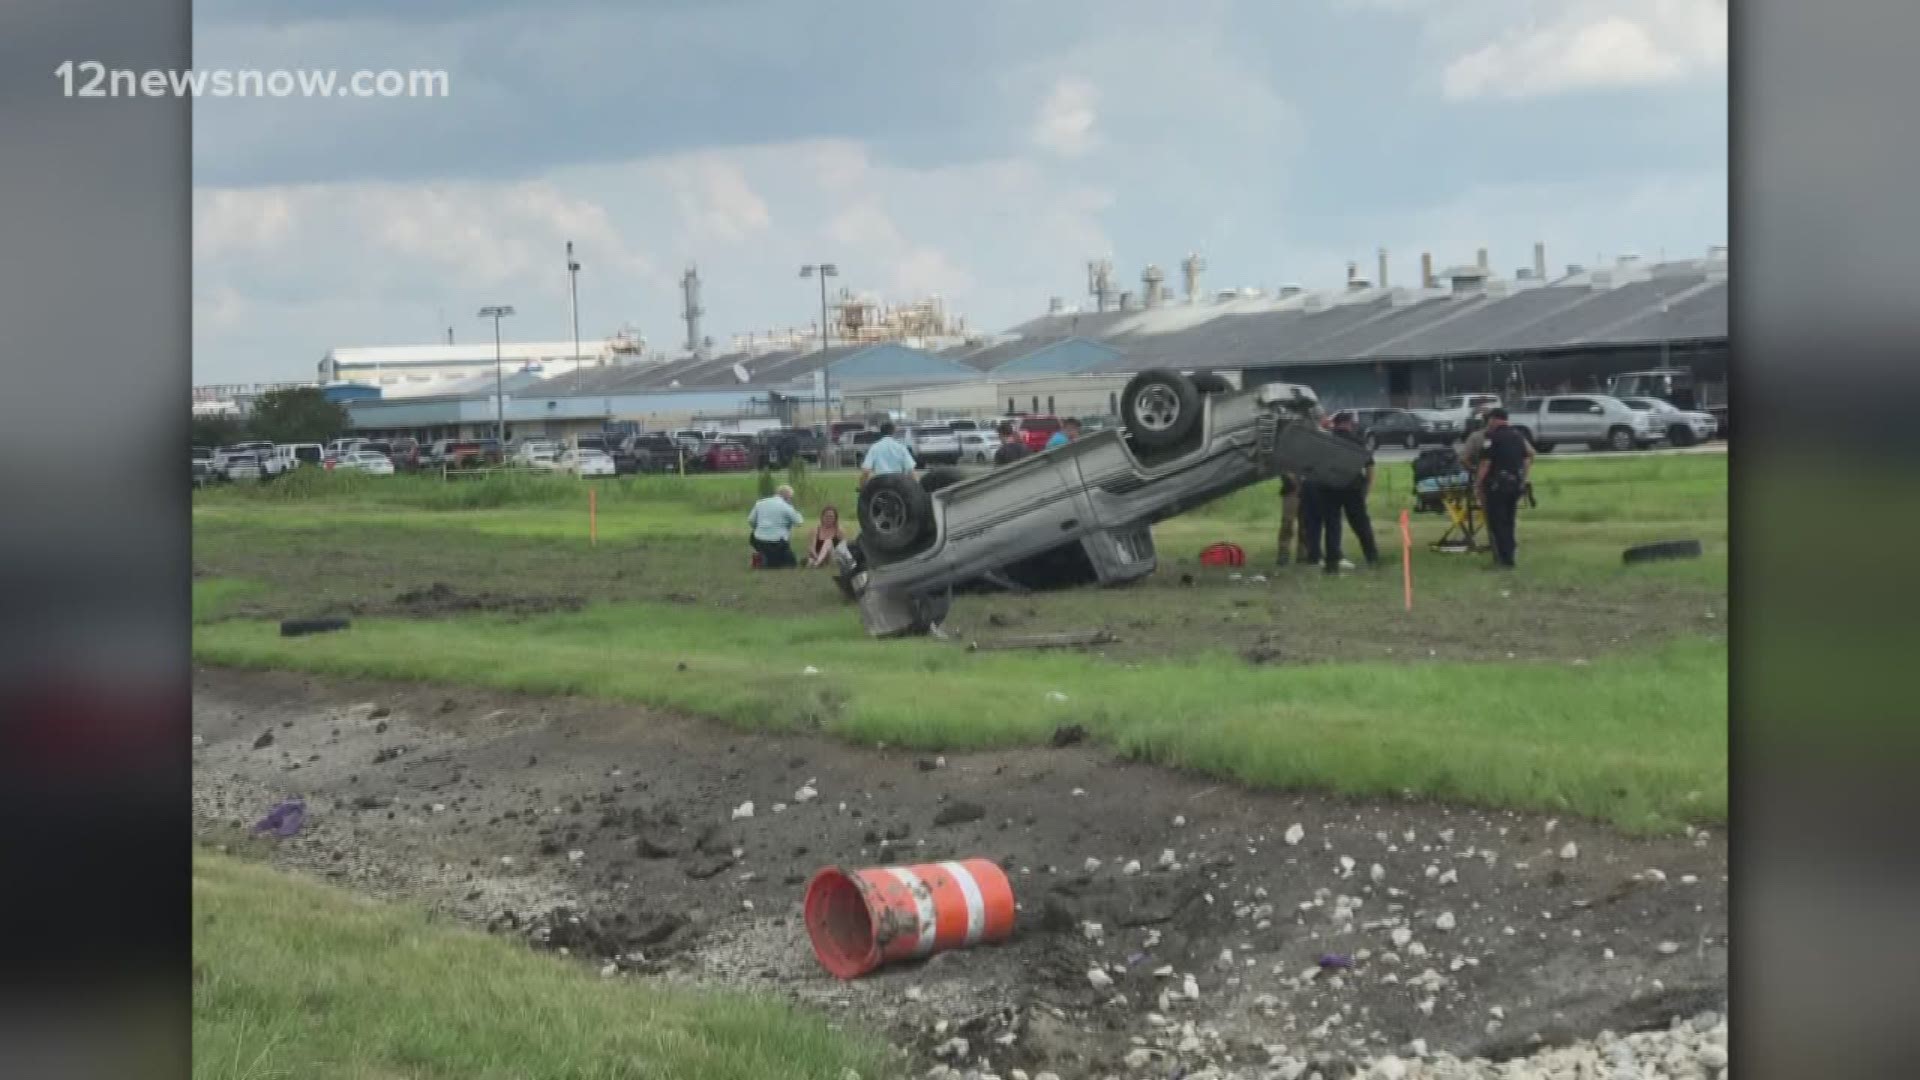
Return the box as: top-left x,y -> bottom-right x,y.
858,473 -> 934,559
280,617 -> 350,637
1622,539 -> 1703,565
804,858 -> 1016,979
1121,369 -> 1201,452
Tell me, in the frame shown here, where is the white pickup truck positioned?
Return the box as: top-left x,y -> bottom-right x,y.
1505,394 -> 1663,452
1408,394 -> 1502,440
836,370 -> 1369,636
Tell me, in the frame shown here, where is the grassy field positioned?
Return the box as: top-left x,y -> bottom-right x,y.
193,453 -> 1727,832
194,850 -> 884,1080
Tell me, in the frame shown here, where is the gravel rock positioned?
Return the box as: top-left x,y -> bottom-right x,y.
731,801 -> 754,820
1087,967 -> 1114,990
1434,911 -> 1457,931
1560,841 -> 1579,860
1284,823 -> 1305,846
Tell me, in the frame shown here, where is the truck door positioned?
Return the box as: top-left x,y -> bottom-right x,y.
1544,397 -> 1590,441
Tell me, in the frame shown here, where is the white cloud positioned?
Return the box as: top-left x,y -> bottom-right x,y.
1439,0 -> 1726,102
194,188 -> 295,260
651,156 -> 774,246
1030,76 -> 1101,158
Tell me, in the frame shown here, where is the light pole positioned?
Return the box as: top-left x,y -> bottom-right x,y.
566,242 -> 582,367
478,304 -> 515,444
799,263 -> 838,423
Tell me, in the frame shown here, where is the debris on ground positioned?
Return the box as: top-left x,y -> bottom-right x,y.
250,797 -> 306,838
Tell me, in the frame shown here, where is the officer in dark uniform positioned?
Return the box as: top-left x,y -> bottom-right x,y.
1474,407 -> 1535,570
1315,412 -> 1380,573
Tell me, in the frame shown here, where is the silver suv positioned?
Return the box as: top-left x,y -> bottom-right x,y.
836,369 -> 1369,636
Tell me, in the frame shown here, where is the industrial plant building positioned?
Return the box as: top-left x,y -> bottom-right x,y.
303,242 -> 1726,442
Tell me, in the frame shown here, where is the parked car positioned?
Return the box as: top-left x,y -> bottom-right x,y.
1608,368 -> 1726,439
1617,396 -> 1718,447
910,424 -> 961,466
513,439 -> 563,467
192,458 -> 216,488
698,440 -> 751,472
749,428 -> 823,469
333,449 -> 396,475
1506,395 -> 1662,452
385,438 -> 424,470
574,433 -> 618,456
557,448 -> 616,477
957,430 -> 997,463
215,441 -> 274,479
1077,415 -> 1120,434
836,429 -> 884,468
1008,415 -> 1063,453
222,453 -> 264,481
1331,408 -> 1428,451
946,419 -> 984,435
613,433 -> 683,474
192,445 -> 215,463
266,443 -> 325,476
427,440 -> 487,468
836,372 -> 1366,637
1409,394 -> 1502,440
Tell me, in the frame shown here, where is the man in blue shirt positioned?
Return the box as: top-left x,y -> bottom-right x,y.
747,484 -> 805,568
1044,417 -> 1081,450
859,421 -> 917,488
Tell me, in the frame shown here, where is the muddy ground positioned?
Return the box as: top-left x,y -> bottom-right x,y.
194,523 -> 1721,668
194,667 -> 1726,1080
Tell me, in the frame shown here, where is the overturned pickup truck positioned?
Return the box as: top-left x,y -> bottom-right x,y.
834,369 -> 1371,637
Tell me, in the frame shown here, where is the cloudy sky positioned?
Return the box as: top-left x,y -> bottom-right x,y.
191,0 -> 1727,383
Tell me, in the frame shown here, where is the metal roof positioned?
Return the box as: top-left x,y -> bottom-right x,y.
992,337 -> 1122,377
1468,275 -> 1711,353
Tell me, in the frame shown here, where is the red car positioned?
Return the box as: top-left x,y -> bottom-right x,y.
699,441 -> 751,471
1011,415 -> 1063,452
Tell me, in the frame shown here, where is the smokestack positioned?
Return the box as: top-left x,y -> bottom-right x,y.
1377,248 -> 1389,290
1346,261 -> 1358,284
1476,247 -> 1490,271
1532,241 -> 1547,282
680,264 -> 705,355
1421,252 -> 1434,289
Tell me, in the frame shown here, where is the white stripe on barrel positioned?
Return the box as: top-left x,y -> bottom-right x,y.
940,860 -> 989,947
888,867 -> 939,957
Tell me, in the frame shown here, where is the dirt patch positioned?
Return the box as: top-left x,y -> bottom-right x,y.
380,581 -> 584,619
193,667 -> 1726,1080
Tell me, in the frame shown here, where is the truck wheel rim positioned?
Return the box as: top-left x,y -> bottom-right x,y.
869,491 -> 909,535
1134,386 -> 1181,431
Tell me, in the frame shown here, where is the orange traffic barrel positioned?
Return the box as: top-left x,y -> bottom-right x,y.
804,858 -> 1016,979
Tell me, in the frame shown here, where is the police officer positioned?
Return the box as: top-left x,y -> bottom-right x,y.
1315,412 -> 1381,574
1474,407 -> 1535,570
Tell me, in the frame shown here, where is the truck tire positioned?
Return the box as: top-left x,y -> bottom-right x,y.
1403,432 -> 1419,450
1190,372 -> 1233,395
920,467 -> 967,494
1668,423 -> 1695,447
1607,426 -> 1635,452
1622,539 -> 1703,564
1122,369 -> 1202,452
859,473 -> 934,559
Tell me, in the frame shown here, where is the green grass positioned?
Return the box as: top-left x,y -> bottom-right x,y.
194,594 -> 1725,832
193,850 -> 885,1080
195,578 -> 269,623
192,452 -> 1727,833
